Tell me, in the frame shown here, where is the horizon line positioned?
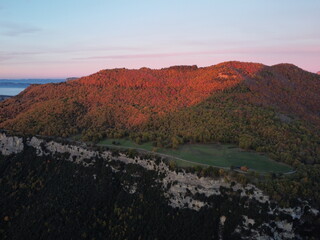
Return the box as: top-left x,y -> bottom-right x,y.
0,61 -> 319,79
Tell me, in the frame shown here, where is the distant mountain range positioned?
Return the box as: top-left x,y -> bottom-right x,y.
66,77 -> 79,81
0,79 -> 65,88
0,95 -> 11,101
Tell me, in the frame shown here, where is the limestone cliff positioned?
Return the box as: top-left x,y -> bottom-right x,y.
0,132 -> 319,239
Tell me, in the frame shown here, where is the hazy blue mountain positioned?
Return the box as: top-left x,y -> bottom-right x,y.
0,79 -> 65,96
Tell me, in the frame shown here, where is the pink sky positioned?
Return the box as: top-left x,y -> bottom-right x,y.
1,0 -> 319,78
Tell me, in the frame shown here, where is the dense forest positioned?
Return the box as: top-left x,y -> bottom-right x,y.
1,146 -> 319,239
1,62 -> 319,137
0,62 -> 319,165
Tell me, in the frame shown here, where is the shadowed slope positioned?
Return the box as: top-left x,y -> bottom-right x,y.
243,64 -> 320,126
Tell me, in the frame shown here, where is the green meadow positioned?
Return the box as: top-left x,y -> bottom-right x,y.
99,138 -> 292,173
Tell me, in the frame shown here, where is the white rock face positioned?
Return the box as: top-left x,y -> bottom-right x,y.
0,133 -> 24,155
27,137 -> 44,155
27,136 -> 104,167
114,153 -> 229,210
110,153 -> 274,211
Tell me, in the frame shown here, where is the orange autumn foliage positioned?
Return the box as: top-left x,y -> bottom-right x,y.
0,61 -> 319,137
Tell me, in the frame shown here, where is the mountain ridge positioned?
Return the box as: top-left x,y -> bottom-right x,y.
1,61 -> 319,135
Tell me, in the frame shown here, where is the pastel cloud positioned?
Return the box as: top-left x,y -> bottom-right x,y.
0,22 -> 41,37
73,46 -> 320,61
0,0 -> 319,77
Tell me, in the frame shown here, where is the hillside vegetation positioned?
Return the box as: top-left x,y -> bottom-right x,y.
1,62 -> 319,167
1,61 -> 320,223
1,62 -> 319,135
0,62 -> 319,161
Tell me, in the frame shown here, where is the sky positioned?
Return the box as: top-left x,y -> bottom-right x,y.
0,0 -> 319,78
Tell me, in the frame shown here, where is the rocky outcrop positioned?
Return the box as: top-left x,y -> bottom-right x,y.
0,133 -> 24,155
1,132 -> 319,239
28,136 -> 100,166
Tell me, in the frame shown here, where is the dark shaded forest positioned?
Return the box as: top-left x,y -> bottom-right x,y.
1,147 -> 319,239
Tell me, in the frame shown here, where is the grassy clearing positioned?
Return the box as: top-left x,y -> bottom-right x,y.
98,138 -> 292,173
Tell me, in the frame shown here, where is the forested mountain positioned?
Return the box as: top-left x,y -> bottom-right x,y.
0,61 -> 319,135
0,62 -> 319,166
1,61 -> 320,239
1,61 -> 320,164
